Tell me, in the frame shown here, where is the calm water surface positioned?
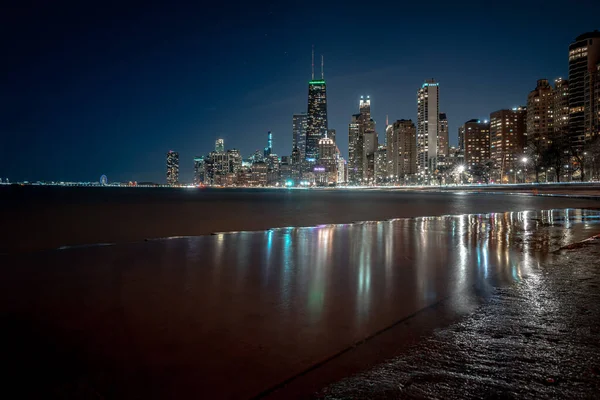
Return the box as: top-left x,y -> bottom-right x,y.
1,209 -> 599,398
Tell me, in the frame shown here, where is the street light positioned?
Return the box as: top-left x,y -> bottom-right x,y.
521,157 -> 528,183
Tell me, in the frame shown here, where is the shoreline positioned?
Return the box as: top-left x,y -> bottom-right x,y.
313,235 -> 600,399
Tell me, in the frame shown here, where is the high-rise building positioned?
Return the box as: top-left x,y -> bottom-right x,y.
554,78 -> 569,139
438,113 -> 449,163
215,139 -> 225,153
375,145 -> 387,184
417,79 -> 440,175
387,119 -> 417,182
317,136 -> 337,184
490,108 -> 527,182
227,149 -> 242,175
292,113 -> 308,160
337,156 -> 347,184
166,150 -> 179,185
595,62 -> 600,136
193,156 -> 206,185
251,161 -> 268,186
264,131 -> 273,158
461,119 -> 490,169
526,79 -> 554,149
348,113 -> 362,183
568,31 -> 600,148
348,96 -> 376,184
305,52 -> 328,164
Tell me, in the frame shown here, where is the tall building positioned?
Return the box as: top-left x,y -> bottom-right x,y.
227,149 -> 242,175
264,131 -> 273,158
193,156 -> 206,185
337,156 -> 347,184
438,113 -> 449,162
292,113 -> 308,160
375,145 -> 387,184
215,139 -> 225,153
348,96 -> 376,184
305,52 -> 328,164
595,62 -> 600,136
348,113 -> 362,183
387,119 -> 417,182
461,119 -> 490,169
490,108 -> 527,182
166,150 -> 179,185
317,136 -> 337,184
526,79 -> 554,148
417,79 -> 440,175
554,78 -> 569,138
568,31 -> 600,148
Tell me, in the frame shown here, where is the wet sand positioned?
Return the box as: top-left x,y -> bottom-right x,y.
1,186 -> 599,253
1,209 -> 599,399
318,237 -> 600,399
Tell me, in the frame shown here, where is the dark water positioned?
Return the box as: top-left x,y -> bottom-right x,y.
1,186 -> 599,252
1,209 -> 599,399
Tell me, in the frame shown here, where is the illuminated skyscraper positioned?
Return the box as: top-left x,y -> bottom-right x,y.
490,108 -> 527,182
305,50 -> 328,165
348,96 -> 376,184
317,135 -> 337,184
527,79 -> 554,149
166,150 -> 179,185
438,113 -> 449,164
193,156 -> 206,185
388,119 -> 417,182
292,113 -> 307,159
554,78 -> 569,138
417,80 -> 440,176
568,31 -> 600,147
215,139 -> 225,153
264,131 -> 273,158
461,119 -> 490,168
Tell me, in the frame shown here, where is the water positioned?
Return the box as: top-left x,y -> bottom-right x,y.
1,186 -> 599,253
1,208 -> 599,399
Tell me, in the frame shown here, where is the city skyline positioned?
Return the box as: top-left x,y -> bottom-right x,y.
2,1 -> 600,182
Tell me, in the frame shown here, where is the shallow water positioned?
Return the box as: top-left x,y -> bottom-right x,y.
1,209 -> 599,398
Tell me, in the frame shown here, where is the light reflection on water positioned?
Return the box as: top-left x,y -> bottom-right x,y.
1,208 -> 599,398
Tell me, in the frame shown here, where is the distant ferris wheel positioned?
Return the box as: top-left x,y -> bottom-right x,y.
100,175 -> 108,186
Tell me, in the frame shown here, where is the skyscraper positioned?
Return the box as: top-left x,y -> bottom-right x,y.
438,113 -> 449,164
387,119 -> 417,182
461,119 -> 490,169
375,145 -> 387,184
166,150 -> 179,185
568,31 -> 600,148
305,51 -> 328,164
348,113 -> 361,184
317,136 -> 337,185
292,113 -> 307,160
193,156 -> 206,185
417,80 -> 440,176
490,108 -> 527,182
264,131 -> 273,158
215,139 -> 225,153
526,79 -> 554,149
554,78 -> 569,138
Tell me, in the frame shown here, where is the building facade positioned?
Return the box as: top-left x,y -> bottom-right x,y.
554,78 -> 569,139
417,80 -> 440,176
526,79 -> 554,149
292,113 -> 307,160
461,119 -> 491,169
438,113 -> 449,164
305,79 -> 328,164
387,119 -> 417,182
193,156 -> 206,185
215,139 -> 225,153
348,96 -> 376,185
568,31 -> 600,148
166,150 -> 179,185
375,145 -> 387,184
490,108 -> 527,182
317,136 -> 337,185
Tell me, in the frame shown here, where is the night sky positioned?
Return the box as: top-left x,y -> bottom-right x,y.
2,1 -> 599,183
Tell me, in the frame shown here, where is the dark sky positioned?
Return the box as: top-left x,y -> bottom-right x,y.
1,1 -> 599,183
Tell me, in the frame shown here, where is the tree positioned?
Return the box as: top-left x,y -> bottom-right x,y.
470,161 -> 496,184
525,140 -> 545,183
542,137 -> 569,183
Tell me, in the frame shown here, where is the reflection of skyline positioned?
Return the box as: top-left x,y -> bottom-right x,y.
195,209 -> 599,342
